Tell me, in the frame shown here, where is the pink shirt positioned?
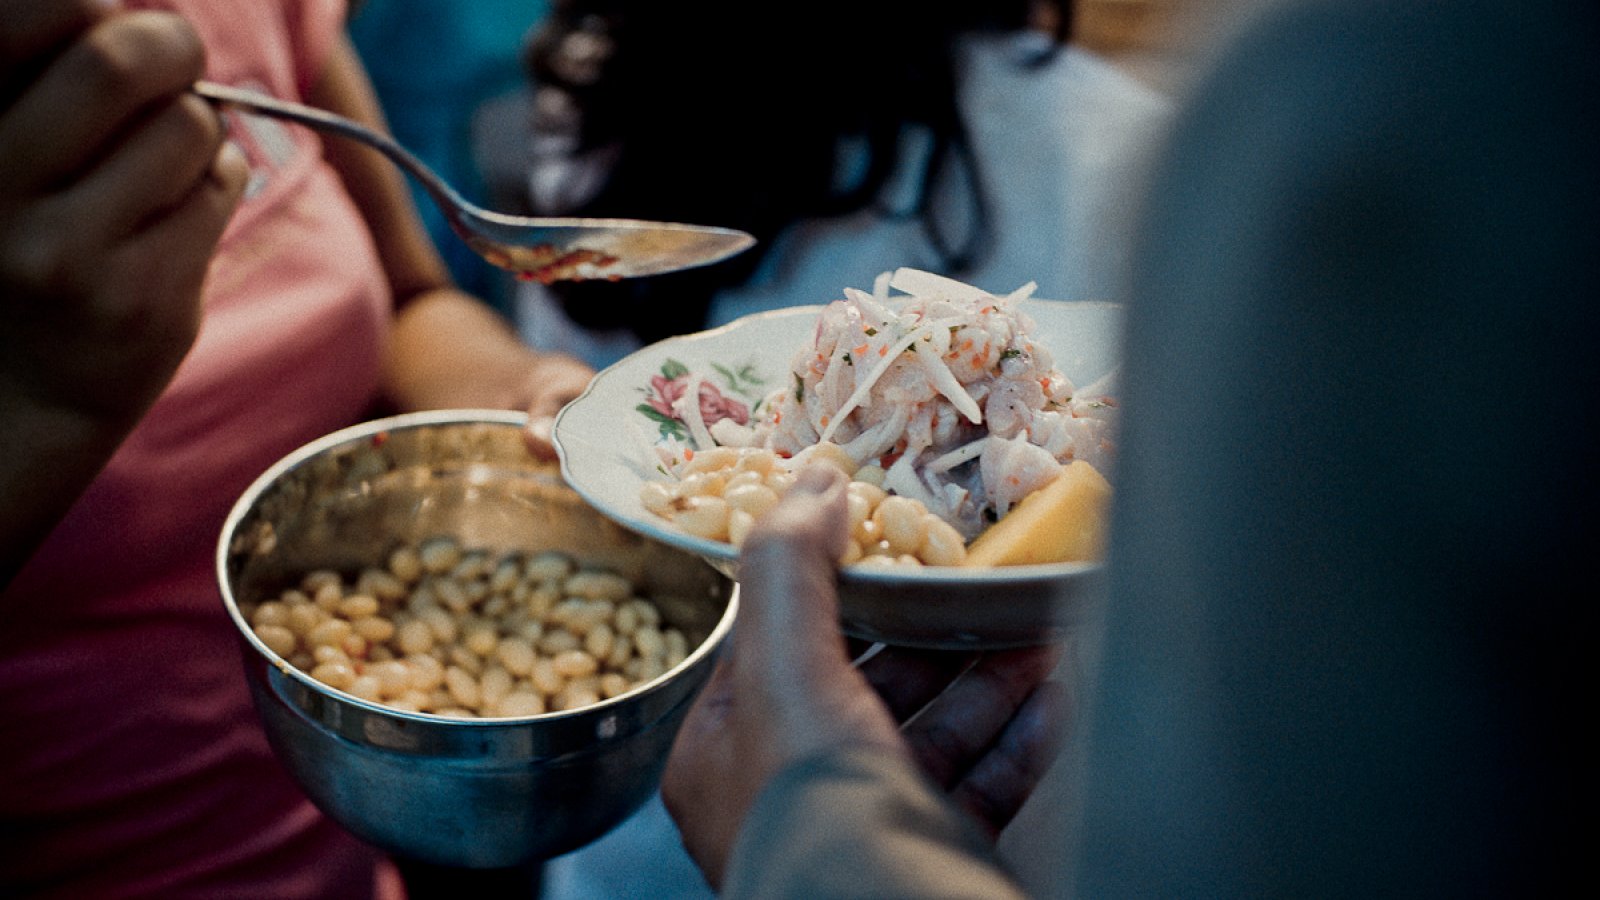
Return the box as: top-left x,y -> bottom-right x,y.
0,1 -> 395,895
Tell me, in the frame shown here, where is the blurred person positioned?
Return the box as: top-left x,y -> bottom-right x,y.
510,0 -> 1172,368
660,0 -> 1596,894
0,0 -> 590,896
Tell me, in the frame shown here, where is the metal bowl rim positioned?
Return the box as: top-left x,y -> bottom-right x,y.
215,408 -> 738,728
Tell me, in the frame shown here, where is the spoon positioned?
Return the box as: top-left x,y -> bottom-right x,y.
194,80 -> 755,282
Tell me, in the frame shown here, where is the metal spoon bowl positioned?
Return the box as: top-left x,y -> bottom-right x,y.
195,81 -> 755,282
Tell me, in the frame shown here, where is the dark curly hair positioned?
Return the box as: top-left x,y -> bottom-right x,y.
523,0 -> 1071,344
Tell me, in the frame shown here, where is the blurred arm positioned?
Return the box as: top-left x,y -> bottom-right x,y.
306,37 -> 591,419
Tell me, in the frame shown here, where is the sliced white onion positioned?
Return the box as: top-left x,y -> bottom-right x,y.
924,437 -> 990,475
912,338 -> 983,424
889,267 -> 993,304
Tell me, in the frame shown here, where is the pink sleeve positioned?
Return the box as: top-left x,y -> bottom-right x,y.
283,0 -> 349,97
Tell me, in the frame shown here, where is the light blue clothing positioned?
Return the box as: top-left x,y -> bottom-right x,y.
541,794 -> 715,900
349,0 -> 550,309
706,37 -> 1172,325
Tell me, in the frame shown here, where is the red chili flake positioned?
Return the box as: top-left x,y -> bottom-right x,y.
371,431 -> 390,447
683,448 -> 695,461
509,246 -> 619,284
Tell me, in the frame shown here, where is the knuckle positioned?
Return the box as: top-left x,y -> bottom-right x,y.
166,92 -> 225,152
78,12 -> 204,101
961,781 -> 1009,832
919,721 -> 967,769
0,213 -> 73,295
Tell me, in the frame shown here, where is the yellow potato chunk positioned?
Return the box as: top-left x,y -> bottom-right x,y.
963,460 -> 1112,567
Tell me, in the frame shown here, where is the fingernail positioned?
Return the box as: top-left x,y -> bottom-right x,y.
208,140 -> 248,187
792,465 -> 841,494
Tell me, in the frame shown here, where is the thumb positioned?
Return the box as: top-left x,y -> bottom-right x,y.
730,464 -> 850,687
523,413 -> 558,461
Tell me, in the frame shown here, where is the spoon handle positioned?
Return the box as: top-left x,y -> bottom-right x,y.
194,80 -> 756,280
194,80 -> 473,219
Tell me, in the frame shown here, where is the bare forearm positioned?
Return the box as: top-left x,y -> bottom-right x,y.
311,33 -> 592,426
382,286 -> 543,412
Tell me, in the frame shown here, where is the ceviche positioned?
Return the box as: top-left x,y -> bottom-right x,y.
639,268 -> 1117,566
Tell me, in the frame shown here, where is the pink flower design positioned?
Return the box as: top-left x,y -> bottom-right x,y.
647,374 -> 750,426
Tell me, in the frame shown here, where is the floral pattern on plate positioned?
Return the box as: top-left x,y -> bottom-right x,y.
635,358 -> 767,442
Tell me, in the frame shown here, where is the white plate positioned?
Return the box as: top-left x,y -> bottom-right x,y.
554,299 -> 1122,649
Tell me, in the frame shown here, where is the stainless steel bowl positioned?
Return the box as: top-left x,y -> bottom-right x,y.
216,410 -> 737,868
